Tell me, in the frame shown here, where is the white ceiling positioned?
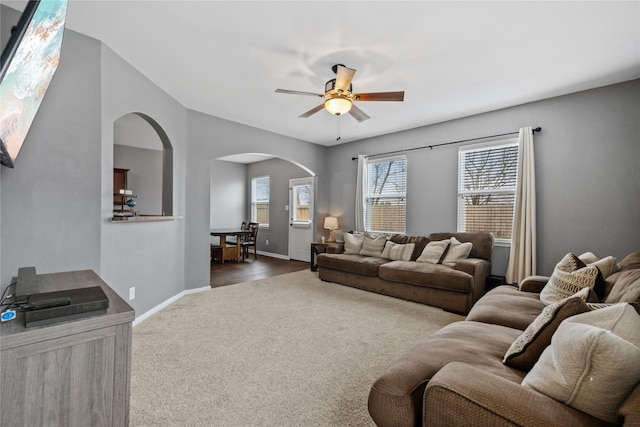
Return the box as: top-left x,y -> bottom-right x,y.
4,1 -> 640,147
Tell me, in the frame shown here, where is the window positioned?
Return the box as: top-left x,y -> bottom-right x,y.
251,176 -> 269,226
457,138 -> 519,244
365,156 -> 407,233
291,182 -> 311,222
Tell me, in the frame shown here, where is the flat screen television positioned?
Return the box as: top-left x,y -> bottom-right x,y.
0,0 -> 68,168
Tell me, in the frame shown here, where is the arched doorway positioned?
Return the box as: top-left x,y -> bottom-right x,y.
210,153 -> 316,260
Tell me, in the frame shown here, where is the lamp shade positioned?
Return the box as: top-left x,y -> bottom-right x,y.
324,216 -> 339,229
324,97 -> 352,116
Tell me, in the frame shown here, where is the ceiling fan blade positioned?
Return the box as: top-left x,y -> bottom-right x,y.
348,104 -> 370,122
353,91 -> 405,102
335,65 -> 356,92
275,89 -> 324,98
299,103 -> 325,118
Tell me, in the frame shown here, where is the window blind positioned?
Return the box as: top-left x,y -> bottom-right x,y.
365,156 -> 407,233
457,140 -> 518,241
252,176 -> 270,225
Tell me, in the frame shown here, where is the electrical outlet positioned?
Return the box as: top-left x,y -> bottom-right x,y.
266,239 -> 269,245
129,287 -> 135,300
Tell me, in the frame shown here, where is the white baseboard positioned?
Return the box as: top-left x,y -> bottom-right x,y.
133,285 -> 210,327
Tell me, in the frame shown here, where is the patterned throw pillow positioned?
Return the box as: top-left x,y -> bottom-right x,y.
522,304 -> 640,424
503,287 -> 597,371
343,233 -> 364,254
416,239 -> 450,264
539,253 -> 600,304
359,233 -> 387,257
381,241 -> 415,261
441,237 -> 473,266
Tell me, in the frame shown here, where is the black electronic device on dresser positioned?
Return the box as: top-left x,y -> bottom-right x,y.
12,266 -> 109,327
25,286 -> 109,327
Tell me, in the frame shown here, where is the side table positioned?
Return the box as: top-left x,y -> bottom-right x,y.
310,242 -> 341,271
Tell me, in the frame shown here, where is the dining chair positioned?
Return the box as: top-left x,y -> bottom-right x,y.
226,221 -> 247,246
210,244 -> 223,264
241,222 -> 259,260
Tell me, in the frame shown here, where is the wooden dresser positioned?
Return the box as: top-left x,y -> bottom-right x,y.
0,270 -> 135,426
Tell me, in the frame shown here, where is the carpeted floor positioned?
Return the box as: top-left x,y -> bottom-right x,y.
130,270 -> 463,426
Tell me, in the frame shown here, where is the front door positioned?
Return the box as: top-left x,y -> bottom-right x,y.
289,177 -> 315,261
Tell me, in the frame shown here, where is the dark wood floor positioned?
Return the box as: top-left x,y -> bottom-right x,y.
210,254 -> 309,288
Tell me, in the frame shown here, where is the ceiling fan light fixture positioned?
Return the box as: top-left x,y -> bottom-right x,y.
324,97 -> 352,116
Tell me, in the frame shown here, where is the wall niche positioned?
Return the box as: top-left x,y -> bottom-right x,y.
113,112 -> 173,219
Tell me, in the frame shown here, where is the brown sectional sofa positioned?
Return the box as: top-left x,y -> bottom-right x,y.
317,232 -> 494,315
368,251 -> 640,427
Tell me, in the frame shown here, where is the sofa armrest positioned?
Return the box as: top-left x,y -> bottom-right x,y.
518,275 -> 550,293
454,258 -> 491,304
423,362 -> 608,427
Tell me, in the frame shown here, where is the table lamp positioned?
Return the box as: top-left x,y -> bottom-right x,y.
324,216 -> 339,243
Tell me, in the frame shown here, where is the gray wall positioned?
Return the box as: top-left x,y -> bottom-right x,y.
326,79 -> 640,276
1,25 -> 102,285
99,43 -> 188,316
185,110 -> 329,290
210,160 -> 246,230
246,158 -> 312,257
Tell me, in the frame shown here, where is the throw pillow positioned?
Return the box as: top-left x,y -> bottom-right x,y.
381,241 -> 415,261
589,256 -> 619,279
441,237 -> 473,267
578,252 -> 598,264
539,253 -> 600,305
503,287 -> 597,371
359,232 -> 387,257
416,239 -> 450,264
343,233 -> 364,254
588,255 -> 619,300
522,304 -> 640,424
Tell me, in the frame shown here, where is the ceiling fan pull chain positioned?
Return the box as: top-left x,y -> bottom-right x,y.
336,116 -> 341,141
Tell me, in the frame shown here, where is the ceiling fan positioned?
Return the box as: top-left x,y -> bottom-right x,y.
275,64 -> 404,122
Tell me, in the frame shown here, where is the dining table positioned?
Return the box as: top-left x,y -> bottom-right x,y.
210,228 -> 253,264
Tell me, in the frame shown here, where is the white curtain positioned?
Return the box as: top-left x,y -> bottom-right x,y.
506,126 -> 537,284
355,155 -> 366,231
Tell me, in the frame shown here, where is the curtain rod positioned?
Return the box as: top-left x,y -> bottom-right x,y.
351,127 -> 542,160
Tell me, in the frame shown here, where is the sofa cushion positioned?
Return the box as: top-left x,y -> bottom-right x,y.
316,253 -> 390,277
381,241 -> 415,261
369,321 -> 524,427
378,261 -> 472,293
428,232 -> 494,261
540,253 -> 600,304
466,285 -> 546,330
359,232 -> 387,257
503,288 -> 597,371
522,304 -> 640,424
416,240 -> 450,264
343,233 -> 364,254
441,237 -> 473,266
